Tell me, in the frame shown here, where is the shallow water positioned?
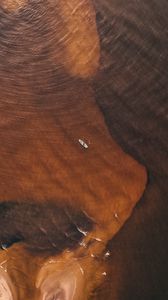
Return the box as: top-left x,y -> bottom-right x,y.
0,1 -> 168,299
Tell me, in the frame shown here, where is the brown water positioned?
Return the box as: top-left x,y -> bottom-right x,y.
0,0 -> 168,299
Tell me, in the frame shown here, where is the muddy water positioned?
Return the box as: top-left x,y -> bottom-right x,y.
0,0 -> 168,299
